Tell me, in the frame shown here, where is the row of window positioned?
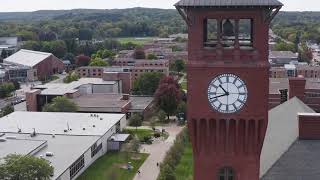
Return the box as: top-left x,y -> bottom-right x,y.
203,18 -> 253,49
70,155 -> 85,179
91,142 -> 103,158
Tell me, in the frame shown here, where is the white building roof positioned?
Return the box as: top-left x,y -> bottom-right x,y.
4,49 -> 52,67
0,111 -> 125,136
35,78 -> 117,95
0,111 -> 125,179
260,97 -> 315,177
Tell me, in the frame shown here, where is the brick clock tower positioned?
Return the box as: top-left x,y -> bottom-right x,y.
175,1 -> 282,180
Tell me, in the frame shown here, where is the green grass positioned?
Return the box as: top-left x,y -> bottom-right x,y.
180,81 -> 187,91
175,142 -> 194,180
123,129 -> 154,141
117,37 -> 154,45
77,152 -> 148,180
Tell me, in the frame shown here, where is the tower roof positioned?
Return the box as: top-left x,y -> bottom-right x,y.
175,0 -> 283,8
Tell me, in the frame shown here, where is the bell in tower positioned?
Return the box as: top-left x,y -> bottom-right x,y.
175,0 -> 283,180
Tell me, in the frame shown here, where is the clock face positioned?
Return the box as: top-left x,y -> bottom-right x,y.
207,74 -> 248,114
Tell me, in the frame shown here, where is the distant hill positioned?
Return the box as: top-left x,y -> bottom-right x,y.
0,8 -> 179,22
1,8 -> 320,24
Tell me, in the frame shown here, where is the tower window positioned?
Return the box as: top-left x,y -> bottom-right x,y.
204,19 -> 218,48
218,167 -> 235,180
221,19 -> 235,48
203,18 -> 254,49
239,19 -> 253,49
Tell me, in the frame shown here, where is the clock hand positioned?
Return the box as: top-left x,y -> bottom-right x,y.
219,85 -> 229,95
211,94 -> 227,99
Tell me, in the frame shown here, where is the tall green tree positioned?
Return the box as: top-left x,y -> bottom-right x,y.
89,58 -> 109,67
174,59 -> 185,74
0,154 -> 53,180
1,105 -> 14,117
133,72 -> 164,95
129,113 -> 143,131
43,96 -> 78,112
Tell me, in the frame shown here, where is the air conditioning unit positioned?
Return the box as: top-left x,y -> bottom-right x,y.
46,152 -> 54,157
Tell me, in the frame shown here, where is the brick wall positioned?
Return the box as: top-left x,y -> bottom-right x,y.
299,113 -> 320,140
26,89 -> 41,111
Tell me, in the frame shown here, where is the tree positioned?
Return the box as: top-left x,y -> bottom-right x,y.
174,59 -> 185,74
275,41 -> 296,52
10,80 -> 20,90
158,164 -> 176,180
79,28 -> 93,41
63,53 -> 76,64
0,154 -> 53,180
1,105 -> 14,117
133,72 -> 164,95
75,55 -> 91,67
129,113 -> 143,131
155,76 -> 181,120
1,49 -> 8,59
157,110 -> 167,123
42,96 -> 78,112
89,58 -> 109,67
131,136 -> 141,153
147,53 -> 158,60
0,82 -> 15,98
63,72 -> 79,83
134,48 -> 146,59
299,43 -> 313,63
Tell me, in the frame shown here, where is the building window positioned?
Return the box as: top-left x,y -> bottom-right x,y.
91,142 -> 103,158
239,19 -> 253,48
218,167 -> 235,180
204,19 -> 218,48
70,155 -> 85,179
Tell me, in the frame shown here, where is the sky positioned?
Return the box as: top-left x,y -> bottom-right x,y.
0,0 -> 319,12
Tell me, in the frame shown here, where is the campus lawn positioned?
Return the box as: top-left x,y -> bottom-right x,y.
180,81 -> 187,91
117,37 -> 154,45
123,129 -> 154,141
77,152 -> 148,180
175,142 -> 194,180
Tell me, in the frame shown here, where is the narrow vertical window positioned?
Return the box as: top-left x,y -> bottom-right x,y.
222,19 -> 235,48
218,167 -> 235,180
204,19 -> 218,48
239,19 -> 253,49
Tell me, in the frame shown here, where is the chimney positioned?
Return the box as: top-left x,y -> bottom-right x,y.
122,94 -> 130,100
289,75 -> 306,101
279,89 -> 288,104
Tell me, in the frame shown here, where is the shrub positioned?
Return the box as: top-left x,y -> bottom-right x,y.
157,128 -> 189,180
154,132 -> 161,138
143,135 -> 152,143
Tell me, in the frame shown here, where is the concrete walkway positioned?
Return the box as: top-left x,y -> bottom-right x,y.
133,124 -> 184,180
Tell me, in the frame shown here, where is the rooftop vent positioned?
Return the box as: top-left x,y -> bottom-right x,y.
64,129 -> 68,133
100,118 -> 103,120
30,128 -> 36,137
83,127 -> 86,130
6,136 -> 17,139
45,152 -> 54,157
93,125 -> 96,128
18,128 -> 22,133
52,134 -> 55,138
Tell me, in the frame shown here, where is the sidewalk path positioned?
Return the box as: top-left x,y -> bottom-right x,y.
133,124 -> 184,180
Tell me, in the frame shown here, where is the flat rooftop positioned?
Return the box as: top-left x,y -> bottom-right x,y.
34,78 -> 117,95
0,138 -> 46,159
269,78 -> 320,94
0,111 -> 125,136
72,94 -> 129,112
1,133 -> 99,180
